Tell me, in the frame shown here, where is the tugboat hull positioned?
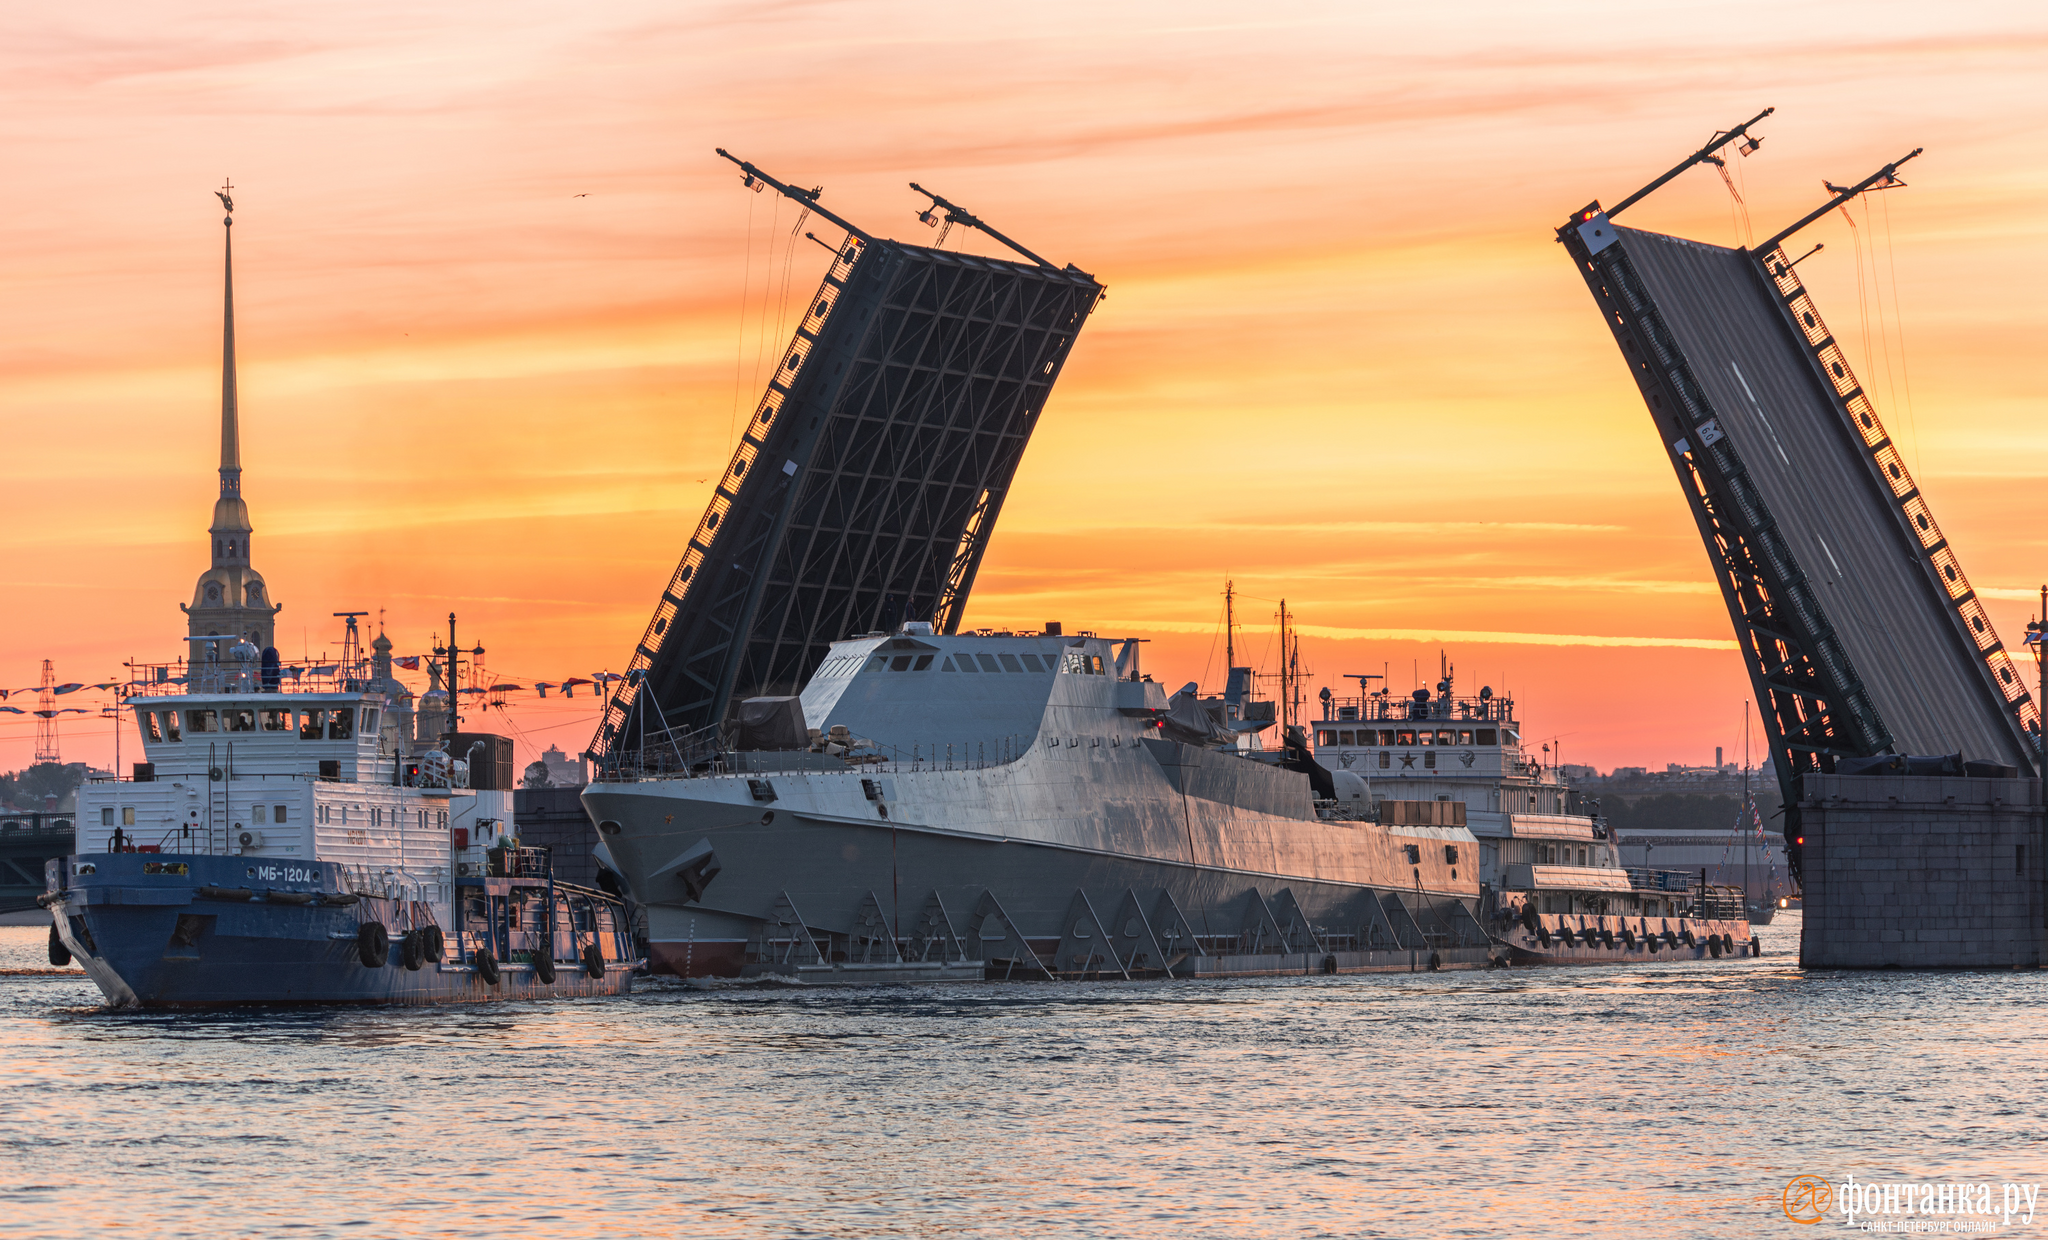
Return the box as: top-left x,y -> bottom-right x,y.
45,854 -> 637,1007
1497,912 -> 1756,965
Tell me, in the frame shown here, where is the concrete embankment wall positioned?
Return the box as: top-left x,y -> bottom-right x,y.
1801,774 -> 2044,969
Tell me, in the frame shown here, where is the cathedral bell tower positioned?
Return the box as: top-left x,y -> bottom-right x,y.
182,181 -> 282,664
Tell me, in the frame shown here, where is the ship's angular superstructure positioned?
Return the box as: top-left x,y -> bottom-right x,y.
1558,117 -> 2039,876
597,158 -> 1104,770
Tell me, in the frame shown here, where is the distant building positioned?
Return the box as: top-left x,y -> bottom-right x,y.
541,745 -> 586,788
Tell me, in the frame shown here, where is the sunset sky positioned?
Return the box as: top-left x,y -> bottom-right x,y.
3,1 -> 2046,776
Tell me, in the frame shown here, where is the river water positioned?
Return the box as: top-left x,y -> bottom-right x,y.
3,913 -> 2045,1239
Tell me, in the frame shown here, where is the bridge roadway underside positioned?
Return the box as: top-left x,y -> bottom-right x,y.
1616,226 -> 2032,770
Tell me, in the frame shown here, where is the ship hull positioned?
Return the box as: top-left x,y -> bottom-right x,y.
46,854 -> 636,1007
587,773 -> 1494,980
1494,912 -> 1755,966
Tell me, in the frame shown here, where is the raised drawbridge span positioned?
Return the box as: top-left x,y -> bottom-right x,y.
1558,114 -> 2039,876
596,155 -> 1104,772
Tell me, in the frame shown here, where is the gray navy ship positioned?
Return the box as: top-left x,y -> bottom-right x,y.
586,623 -> 1496,980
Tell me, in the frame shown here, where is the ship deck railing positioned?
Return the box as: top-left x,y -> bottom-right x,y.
597,732 -> 1041,782
1626,867 -> 1697,893
0,812 -> 77,837
1320,692 -> 1516,725
122,658 -> 381,698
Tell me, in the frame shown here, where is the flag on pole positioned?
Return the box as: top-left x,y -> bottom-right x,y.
396,656 -> 420,670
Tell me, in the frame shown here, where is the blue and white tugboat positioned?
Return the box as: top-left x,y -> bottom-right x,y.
36,188 -> 637,1005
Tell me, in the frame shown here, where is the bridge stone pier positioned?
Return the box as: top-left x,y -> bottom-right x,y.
1800,774 -> 2045,968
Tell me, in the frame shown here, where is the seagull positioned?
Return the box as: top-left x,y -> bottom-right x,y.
573,193 -> 589,198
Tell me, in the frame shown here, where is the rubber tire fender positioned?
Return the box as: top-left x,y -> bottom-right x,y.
1708,935 -> 1724,959
424,925 -> 445,962
1750,937 -> 1761,957
1681,929 -> 1696,948
534,950 -> 556,985
1320,955 -> 1338,975
1426,951 -> 1441,972
357,921 -> 390,969
474,946 -> 501,986
401,930 -> 425,972
582,944 -> 605,980
48,921 -> 71,967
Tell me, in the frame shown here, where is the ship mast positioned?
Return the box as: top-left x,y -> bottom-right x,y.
1224,579 -> 1236,673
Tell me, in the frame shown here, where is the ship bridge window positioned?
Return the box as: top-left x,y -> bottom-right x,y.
161,712 -> 181,741
1020,653 -> 1046,672
1477,729 -> 1498,746
868,657 -> 888,673
950,655 -> 974,672
1395,730 -> 1416,745
1436,730 -> 1454,746
890,656 -> 912,671
1378,730 -> 1395,745
300,710 -> 326,740
361,708 -> 379,733
185,709 -> 219,734
912,655 -> 933,671
262,709 -> 290,732
226,709 -> 256,733
1057,651 -> 1107,675
1340,730 -> 1356,745
978,654 -> 1002,673
141,711 -> 162,742
1459,730 -> 1473,744
329,711 -> 355,741
998,653 -> 1023,673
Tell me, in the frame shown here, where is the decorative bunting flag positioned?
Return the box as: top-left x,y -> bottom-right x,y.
396,656 -> 420,670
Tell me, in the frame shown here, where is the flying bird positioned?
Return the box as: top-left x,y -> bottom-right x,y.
573,193 -> 589,198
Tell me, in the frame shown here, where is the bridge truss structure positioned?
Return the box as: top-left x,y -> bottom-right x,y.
596,156 -> 1104,771
1558,117 -> 2039,874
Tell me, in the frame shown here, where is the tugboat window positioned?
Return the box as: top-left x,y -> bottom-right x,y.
262,709 -> 289,731
998,654 -> 1023,672
1020,653 -> 1045,672
141,711 -> 162,742
955,655 -> 977,672
185,709 -> 219,733
300,710 -> 325,740
912,655 -> 933,671
328,711 -> 354,741
1395,730 -> 1415,745
274,805 -> 288,822
361,708 -> 379,732
227,709 -> 256,733
890,656 -> 912,671
161,712 -> 181,741
978,654 -> 1002,673
1477,729 -> 1498,745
